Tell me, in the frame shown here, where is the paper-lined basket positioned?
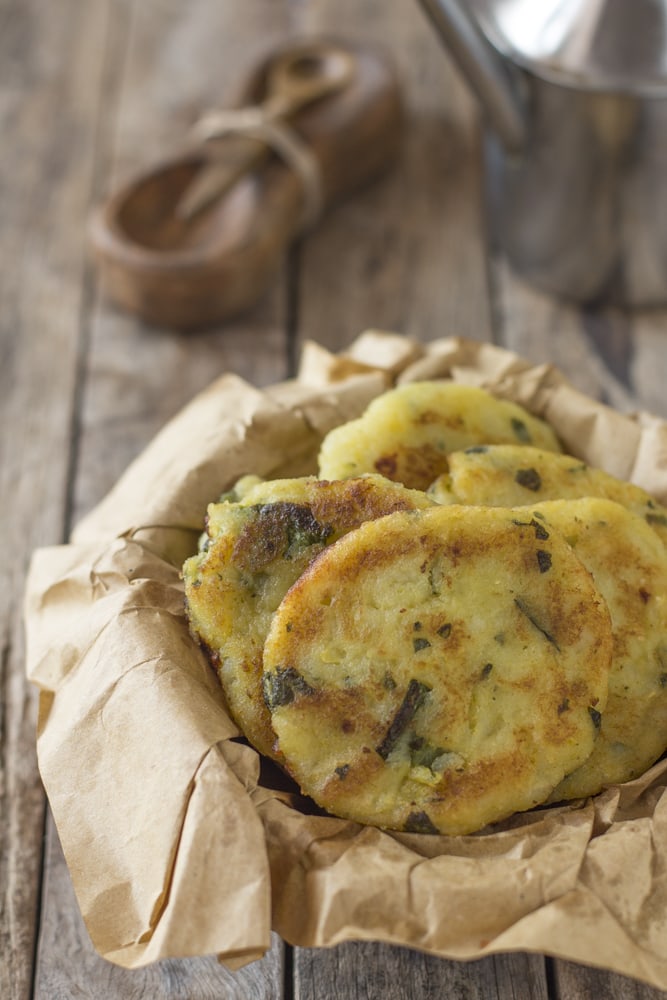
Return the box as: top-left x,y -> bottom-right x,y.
24,333 -> 667,986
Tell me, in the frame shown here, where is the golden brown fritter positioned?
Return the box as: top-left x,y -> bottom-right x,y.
522,499 -> 667,801
263,505 -> 613,835
429,443 -> 667,547
318,382 -> 562,490
183,474 -> 435,757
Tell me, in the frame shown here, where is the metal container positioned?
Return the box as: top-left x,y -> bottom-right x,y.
418,0 -> 667,306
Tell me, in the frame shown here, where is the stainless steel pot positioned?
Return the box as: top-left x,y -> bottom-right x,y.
418,0 -> 667,306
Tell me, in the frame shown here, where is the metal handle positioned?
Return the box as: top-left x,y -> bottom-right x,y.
417,0 -> 525,152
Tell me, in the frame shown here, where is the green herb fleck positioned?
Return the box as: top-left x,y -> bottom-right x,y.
536,549 -> 552,573
377,679 -> 431,760
262,667 -> 315,710
413,637 -> 431,653
515,467 -> 542,491
335,764 -> 350,780
589,706 -> 602,730
383,672 -> 397,690
404,810 -> 439,835
647,513 -> 667,528
511,418 -> 532,443
409,738 -> 445,769
464,445 -> 489,454
511,517 -> 549,540
656,648 -> 667,692
558,698 -> 569,715
481,662 -> 493,679
413,621 -> 423,631
232,502 -> 331,571
437,622 -> 452,639
428,559 -> 444,596
514,597 -> 560,651
284,505 -> 333,557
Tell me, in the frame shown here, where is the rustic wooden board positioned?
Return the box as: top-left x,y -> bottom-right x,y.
491,252 -> 667,1000
553,959 -> 667,1000
491,259 -> 645,413
35,821 -> 284,1000
295,944 -> 549,1000
286,3 -> 549,1000
8,0 -> 667,997
293,0 -> 492,354
69,0 -> 296,528
33,1 -> 292,997
0,0 -> 119,996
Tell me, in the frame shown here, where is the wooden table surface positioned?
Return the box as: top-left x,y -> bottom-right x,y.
4,1 -> 667,997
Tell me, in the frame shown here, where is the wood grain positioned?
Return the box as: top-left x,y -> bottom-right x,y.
285,3 -> 546,999
34,1 -> 291,997
7,0 -> 667,997
0,0 -> 118,996
491,258 -> 667,427
35,821 -> 284,1000
553,960 -> 667,999
489,168 -> 667,1000
295,943 -> 549,1000
490,260 -> 638,411
291,0 -> 492,354
70,0 -> 296,529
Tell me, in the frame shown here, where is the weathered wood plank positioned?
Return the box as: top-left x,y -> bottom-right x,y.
70,0 -> 296,528
553,959 -> 667,999
286,4 -> 548,1000
493,953 -> 551,1000
20,0 -> 667,998
625,311 -> 667,422
492,252 -> 667,424
34,1 -> 293,997
292,0 -> 492,355
490,249 -> 667,1000
295,943 -> 548,1000
0,0 -> 119,996
490,259 -> 639,412
36,819 -> 284,1000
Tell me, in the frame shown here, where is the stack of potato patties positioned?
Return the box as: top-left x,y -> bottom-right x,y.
183,382 -> 667,836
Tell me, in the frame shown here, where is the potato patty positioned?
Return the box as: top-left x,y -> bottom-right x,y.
318,381 -> 562,490
183,475 -> 434,757
522,499 -> 667,801
429,444 -> 667,547
263,505 -> 612,835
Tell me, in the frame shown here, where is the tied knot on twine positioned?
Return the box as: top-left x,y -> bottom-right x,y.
190,105 -> 324,231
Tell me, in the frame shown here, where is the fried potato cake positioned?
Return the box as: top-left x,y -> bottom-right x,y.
263,505 -> 612,835
429,443 -> 667,547
519,498 -> 667,802
317,382 -> 562,491
183,474 -> 435,758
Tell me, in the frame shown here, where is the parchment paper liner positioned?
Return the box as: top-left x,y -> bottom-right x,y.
24,332 -> 667,986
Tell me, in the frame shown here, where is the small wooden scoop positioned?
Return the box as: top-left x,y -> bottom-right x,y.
177,45 -> 357,222
89,38 -> 402,330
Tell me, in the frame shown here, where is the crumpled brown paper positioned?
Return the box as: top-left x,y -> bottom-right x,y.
24,332 -> 667,986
